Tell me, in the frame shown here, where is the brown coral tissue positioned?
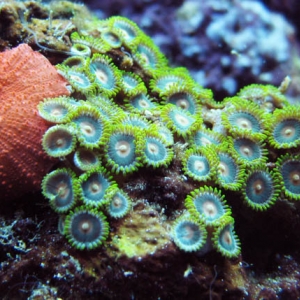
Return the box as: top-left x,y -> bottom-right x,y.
0,44 -> 70,200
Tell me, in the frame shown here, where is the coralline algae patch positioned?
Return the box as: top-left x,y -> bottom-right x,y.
38,15 -> 300,260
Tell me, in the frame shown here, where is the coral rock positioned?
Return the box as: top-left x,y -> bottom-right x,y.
0,44 -> 70,199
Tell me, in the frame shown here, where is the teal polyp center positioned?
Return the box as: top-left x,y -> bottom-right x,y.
187,155 -> 209,177
82,173 -> 109,202
168,92 -> 195,114
111,193 -> 125,210
145,137 -> 166,162
245,171 -> 273,204
194,131 -> 219,147
102,31 -> 121,47
74,149 -> 99,170
108,133 -> 135,166
53,182 -> 72,209
131,94 -> 154,110
156,76 -> 183,90
46,173 -> 72,205
137,45 -> 156,68
109,191 -> 129,218
44,103 -> 68,119
234,138 -> 261,161
194,192 -> 224,222
219,224 -> 236,252
169,109 -> 194,131
273,119 -> 300,144
228,112 -> 261,132
281,160 -> 300,195
44,126 -> 74,157
114,21 -> 136,41
90,61 -> 115,90
71,212 -> 102,243
123,75 -> 138,90
174,221 -> 202,247
69,71 -> 91,88
218,153 -> 237,183
74,115 -> 103,144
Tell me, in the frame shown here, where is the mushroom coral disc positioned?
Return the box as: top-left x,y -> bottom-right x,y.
0,44 -> 70,199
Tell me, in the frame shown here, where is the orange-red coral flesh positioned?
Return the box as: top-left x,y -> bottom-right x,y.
0,44 -> 70,199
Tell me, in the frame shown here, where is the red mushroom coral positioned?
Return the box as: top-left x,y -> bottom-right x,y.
0,44 -> 70,199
